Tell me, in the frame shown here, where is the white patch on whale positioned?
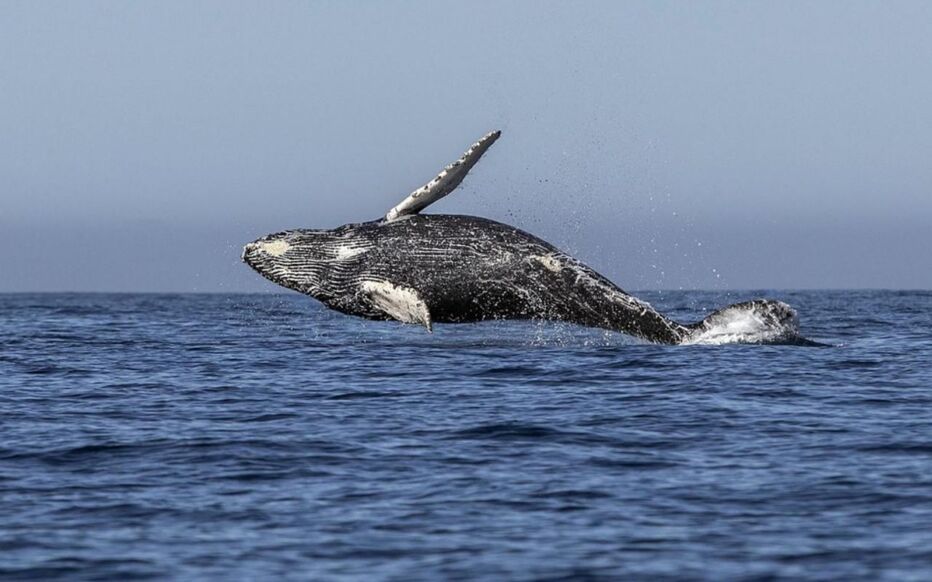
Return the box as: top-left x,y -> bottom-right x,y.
258,240 -> 290,257
334,245 -> 367,260
360,281 -> 433,331
531,254 -> 563,272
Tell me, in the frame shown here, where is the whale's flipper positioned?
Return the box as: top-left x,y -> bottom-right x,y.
385,130 -> 501,222
359,281 -> 433,332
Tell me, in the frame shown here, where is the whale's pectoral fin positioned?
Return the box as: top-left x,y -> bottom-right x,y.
384,130 -> 501,222
359,280 -> 433,332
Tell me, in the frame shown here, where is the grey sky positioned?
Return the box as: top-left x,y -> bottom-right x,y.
2,1 -> 930,291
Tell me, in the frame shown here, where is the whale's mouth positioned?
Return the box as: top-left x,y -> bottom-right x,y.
682,300 -> 804,345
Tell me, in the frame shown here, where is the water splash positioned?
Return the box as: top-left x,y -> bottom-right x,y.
684,300 -> 802,345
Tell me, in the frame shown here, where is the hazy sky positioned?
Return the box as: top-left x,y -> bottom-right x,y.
2,1 -> 930,292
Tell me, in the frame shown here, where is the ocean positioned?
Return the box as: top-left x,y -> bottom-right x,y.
1,290 -> 931,580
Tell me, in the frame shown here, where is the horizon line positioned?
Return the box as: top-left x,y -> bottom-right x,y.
1,288 -> 929,295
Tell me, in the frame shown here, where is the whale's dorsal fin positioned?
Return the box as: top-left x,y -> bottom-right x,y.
384,130 -> 501,222
359,280 -> 433,332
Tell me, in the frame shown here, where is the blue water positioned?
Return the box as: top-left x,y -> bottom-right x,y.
2,291 -> 931,580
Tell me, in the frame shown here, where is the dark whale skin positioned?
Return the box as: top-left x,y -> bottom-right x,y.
244,214 -> 690,344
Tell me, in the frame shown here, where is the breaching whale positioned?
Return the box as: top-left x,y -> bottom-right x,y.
243,131 -> 805,344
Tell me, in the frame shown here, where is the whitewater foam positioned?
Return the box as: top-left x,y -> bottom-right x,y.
684,300 -> 800,345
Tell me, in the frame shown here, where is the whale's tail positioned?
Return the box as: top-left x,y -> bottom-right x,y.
679,299 -> 812,345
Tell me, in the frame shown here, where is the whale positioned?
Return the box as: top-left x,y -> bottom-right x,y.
243,130 -> 806,345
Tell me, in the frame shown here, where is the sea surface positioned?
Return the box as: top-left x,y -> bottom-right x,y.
1,290 -> 931,581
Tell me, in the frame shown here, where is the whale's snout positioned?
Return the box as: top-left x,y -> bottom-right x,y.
241,240 -> 267,271
241,230 -> 333,295
243,233 -> 294,268
242,241 -> 258,262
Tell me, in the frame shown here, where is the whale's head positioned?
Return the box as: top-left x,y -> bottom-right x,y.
242,226 -> 372,300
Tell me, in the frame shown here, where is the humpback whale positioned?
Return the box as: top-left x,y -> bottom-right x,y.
243,131 -> 805,344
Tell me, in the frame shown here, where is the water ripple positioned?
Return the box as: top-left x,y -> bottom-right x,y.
1,291 -> 931,580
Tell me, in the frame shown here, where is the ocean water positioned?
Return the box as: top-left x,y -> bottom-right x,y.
1,290 -> 931,581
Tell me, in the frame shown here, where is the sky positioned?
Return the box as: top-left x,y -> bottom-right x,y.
1,1 -> 930,292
